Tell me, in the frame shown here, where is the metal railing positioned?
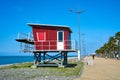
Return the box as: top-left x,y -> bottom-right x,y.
33,40 -> 78,51
19,40 -> 77,52
17,32 -> 33,41
17,32 -> 78,52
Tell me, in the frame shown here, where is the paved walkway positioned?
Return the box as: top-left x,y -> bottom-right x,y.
74,57 -> 120,80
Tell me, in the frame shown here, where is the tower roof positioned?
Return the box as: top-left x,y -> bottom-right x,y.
27,23 -> 72,33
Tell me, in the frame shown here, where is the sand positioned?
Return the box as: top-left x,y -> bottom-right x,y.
74,57 -> 120,80
1,57 -> 120,80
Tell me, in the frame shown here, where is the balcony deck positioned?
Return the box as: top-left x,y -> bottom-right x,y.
16,32 -> 78,53
16,39 -> 34,44
20,49 -> 78,53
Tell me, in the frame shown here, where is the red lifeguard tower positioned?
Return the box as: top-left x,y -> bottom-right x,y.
16,23 -> 77,67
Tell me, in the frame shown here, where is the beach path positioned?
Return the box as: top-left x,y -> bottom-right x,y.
74,57 -> 120,80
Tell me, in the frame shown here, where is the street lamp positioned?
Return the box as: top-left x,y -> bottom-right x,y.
69,9 -> 84,61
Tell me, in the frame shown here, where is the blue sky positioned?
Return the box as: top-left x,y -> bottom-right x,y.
0,0 -> 120,56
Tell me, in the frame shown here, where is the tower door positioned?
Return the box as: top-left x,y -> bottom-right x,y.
57,31 -> 64,50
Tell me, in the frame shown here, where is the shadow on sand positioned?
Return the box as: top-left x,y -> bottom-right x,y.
66,63 -> 77,68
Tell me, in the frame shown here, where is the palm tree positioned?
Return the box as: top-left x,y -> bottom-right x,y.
95,45 -> 107,57
95,49 -> 101,56
108,37 -> 116,58
115,32 -> 120,57
95,32 -> 120,58
95,37 -> 117,58
103,43 -> 110,57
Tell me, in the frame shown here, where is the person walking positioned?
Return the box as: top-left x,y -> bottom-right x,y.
116,54 -> 119,60
92,55 -> 95,60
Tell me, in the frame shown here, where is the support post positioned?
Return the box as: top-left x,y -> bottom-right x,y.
39,53 -> 41,63
63,52 -> 68,66
33,53 -> 41,65
33,53 -> 37,65
65,52 -> 68,65
60,52 -> 63,66
32,51 -> 68,67
43,52 -> 46,63
31,53 -> 37,69
78,50 -> 80,61
20,42 -> 22,52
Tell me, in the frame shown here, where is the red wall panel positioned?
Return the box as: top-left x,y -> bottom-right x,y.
32,26 -> 57,50
32,26 -> 71,50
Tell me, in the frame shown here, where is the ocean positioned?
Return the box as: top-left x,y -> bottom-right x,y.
0,55 -> 78,65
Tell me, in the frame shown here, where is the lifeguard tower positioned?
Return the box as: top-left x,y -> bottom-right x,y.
16,23 -> 77,67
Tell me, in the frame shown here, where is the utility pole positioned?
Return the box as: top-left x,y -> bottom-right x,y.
81,33 -> 86,57
69,9 -> 84,61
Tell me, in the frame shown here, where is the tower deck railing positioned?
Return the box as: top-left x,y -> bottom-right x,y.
16,32 -> 78,52
17,32 -> 34,41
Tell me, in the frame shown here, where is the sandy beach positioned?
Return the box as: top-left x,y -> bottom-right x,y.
74,57 -> 120,80
0,57 -> 120,80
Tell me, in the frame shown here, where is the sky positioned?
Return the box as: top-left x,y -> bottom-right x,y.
0,0 -> 120,56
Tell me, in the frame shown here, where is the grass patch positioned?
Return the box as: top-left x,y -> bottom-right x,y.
35,61 -> 84,77
57,62 -> 83,76
0,62 -> 33,70
0,60 -> 84,77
